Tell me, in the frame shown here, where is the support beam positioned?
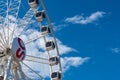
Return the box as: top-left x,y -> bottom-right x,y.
25,55 -> 49,64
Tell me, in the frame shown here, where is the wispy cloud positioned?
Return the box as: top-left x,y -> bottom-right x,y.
52,23 -> 68,31
62,57 -> 90,72
21,29 -> 89,77
111,48 -> 120,54
65,11 -> 106,24
0,15 -> 90,79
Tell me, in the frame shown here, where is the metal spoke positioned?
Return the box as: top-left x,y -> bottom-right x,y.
22,62 -> 44,80
1,0 -> 9,46
0,19 -> 8,47
25,55 -> 49,64
17,2 -> 41,37
0,0 -> 62,80
9,0 -> 22,46
4,57 -> 12,80
6,0 -> 9,47
17,8 -> 38,37
25,35 -> 44,44
0,33 -> 6,48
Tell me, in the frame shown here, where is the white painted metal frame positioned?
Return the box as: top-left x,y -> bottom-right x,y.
0,0 -> 62,80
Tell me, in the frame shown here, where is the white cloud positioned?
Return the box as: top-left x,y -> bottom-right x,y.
65,11 -> 106,24
61,57 -> 90,72
0,15 -> 90,79
56,39 -> 78,55
111,48 -> 120,54
52,23 -> 68,31
8,15 -> 17,22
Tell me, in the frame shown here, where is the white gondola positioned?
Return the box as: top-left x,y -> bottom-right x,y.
28,0 -> 38,8
35,11 -> 45,22
41,26 -> 51,35
49,56 -> 59,66
51,71 -> 61,80
46,41 -> 55,51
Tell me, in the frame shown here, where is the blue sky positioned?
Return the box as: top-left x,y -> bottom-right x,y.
1,0 -> 119,80
42,0 -> 120,80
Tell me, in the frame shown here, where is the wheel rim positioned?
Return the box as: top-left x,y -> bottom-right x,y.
0,0 -> 62,80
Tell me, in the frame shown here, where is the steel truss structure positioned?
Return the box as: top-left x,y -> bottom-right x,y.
0,0 -> 62,80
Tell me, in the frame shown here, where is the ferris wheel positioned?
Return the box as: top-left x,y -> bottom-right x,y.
0,0 -> 62,80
